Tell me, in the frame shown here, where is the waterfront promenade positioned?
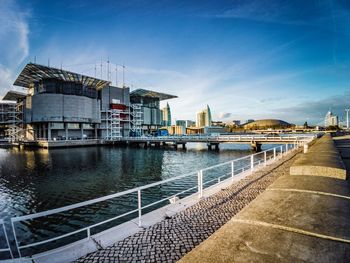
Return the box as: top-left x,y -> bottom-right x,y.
180,134 -> 350,262
74,148 -> 299,262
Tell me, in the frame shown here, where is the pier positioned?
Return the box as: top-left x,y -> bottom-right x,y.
7,134 -> 315,150
118,134 -> 313,151
180,134 -> 350,262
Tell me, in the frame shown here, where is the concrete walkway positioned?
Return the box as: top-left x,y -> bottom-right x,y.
74,151 -> 298,263
334,135 -> 350,172
290,134 -> 346,179
180,135 -> 350,263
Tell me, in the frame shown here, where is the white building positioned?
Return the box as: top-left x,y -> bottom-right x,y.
324,111 -> 339,127
196,105 -> 212,127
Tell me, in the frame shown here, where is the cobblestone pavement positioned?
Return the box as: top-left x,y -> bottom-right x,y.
74,152 -> 298,263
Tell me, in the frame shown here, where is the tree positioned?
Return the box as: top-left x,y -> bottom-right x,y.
303,122 -> 308,129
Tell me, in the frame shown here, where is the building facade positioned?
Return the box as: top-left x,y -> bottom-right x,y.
161,102 -> 171,127
166,125 -> 186,135
2,63 -> 176,141
176,120 -> 195,127
130,89 -> 177,135
196,105 -> 212,127
324,111 -> 339,127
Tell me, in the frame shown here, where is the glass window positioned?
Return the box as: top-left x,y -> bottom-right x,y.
67,123 -> 80,129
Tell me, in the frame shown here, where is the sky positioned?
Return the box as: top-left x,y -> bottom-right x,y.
1,0 -> 350,125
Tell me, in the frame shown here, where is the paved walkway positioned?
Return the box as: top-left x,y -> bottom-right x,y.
74,152 -> 298,263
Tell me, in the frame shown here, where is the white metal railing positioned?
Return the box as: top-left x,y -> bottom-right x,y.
123,134 -> 316,142
3,139 -> 312,259
0,219 -> 13,259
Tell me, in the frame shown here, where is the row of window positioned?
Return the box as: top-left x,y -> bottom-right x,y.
50,123 -> 95,129
35,79 -> 98,99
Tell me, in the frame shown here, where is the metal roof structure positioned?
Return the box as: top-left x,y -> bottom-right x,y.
2,90 -> 26,101
130,89 -> 177,101
14,63 -> 110,89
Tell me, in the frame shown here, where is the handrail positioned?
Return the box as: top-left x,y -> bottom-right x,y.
121,135 -> 315,142
11,170 -> 198,222
0,219 -> 13,259
2,137 -> 313,259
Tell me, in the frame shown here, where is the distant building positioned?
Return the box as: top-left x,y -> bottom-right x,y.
324,111 -> 338,127
166,125 -> 186,135
231,120 -> 241,126
245,119 -> 254,124
186,127 -> 204,134
176,120 -> 195,127
2,63 -> 177,142
243,119 -> 292,130
211,121 -> 225,127
196,105 -> 212,127
130,89 -> 177,135
161,102 -> 171,126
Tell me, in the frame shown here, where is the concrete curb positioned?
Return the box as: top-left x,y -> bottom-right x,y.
290,134 -> 347,180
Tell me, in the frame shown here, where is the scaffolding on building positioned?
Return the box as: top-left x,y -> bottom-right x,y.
105,109 -> 122,140
0,101 -> 24,142
102,105 -> 131,140
131,104 -> 143,136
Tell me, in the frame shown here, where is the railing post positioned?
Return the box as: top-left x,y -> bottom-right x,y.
280,145 -> 283,156
87,228 -> 91,239
273,148 -> 276,160
251,154 -> 254,172
11,220 -> 21,258
231,161 -> 234,181
138,189 -> 142,227
2,222 -> 14,259
264,151 -> 267,166
198,170 -> 203,198
286,144 -> 288,152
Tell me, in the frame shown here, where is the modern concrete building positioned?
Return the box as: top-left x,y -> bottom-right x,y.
1,63 -> 177,144
324,111 -> 339,127
160,102 -> 171,127
11,63 -> 123,141
129,89 -> 177,135
243,119 -> 292,130
196,105 -> 212,127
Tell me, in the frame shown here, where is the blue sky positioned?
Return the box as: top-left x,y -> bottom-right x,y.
1,0 -> 350,125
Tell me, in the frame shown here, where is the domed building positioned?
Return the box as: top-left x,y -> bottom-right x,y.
243,119 -> 292,130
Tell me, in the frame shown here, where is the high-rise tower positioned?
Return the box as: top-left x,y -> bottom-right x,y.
161,102 -> 171,126
196,105 -> 212,127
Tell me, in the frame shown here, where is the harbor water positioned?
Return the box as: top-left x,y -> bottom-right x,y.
0,143 -> 278,257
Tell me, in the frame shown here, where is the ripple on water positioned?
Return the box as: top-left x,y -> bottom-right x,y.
0,143 -> 279,256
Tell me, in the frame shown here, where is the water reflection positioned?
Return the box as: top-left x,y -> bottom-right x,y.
0,143 -> 269,256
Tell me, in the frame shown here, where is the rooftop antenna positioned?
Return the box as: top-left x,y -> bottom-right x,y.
94,64 -> 97,78
122,63 -> 125,88
60,61 -> 63,70
34,56 -> 36,64
48,58 -> 50,67
107,57 -> 110,81
100,58 -> 103,79
115,65 -> 118,87
345,109 -> 349,129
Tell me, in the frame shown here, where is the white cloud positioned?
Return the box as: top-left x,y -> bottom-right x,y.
218,112 -> 232,119
0,0 -> 30,96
